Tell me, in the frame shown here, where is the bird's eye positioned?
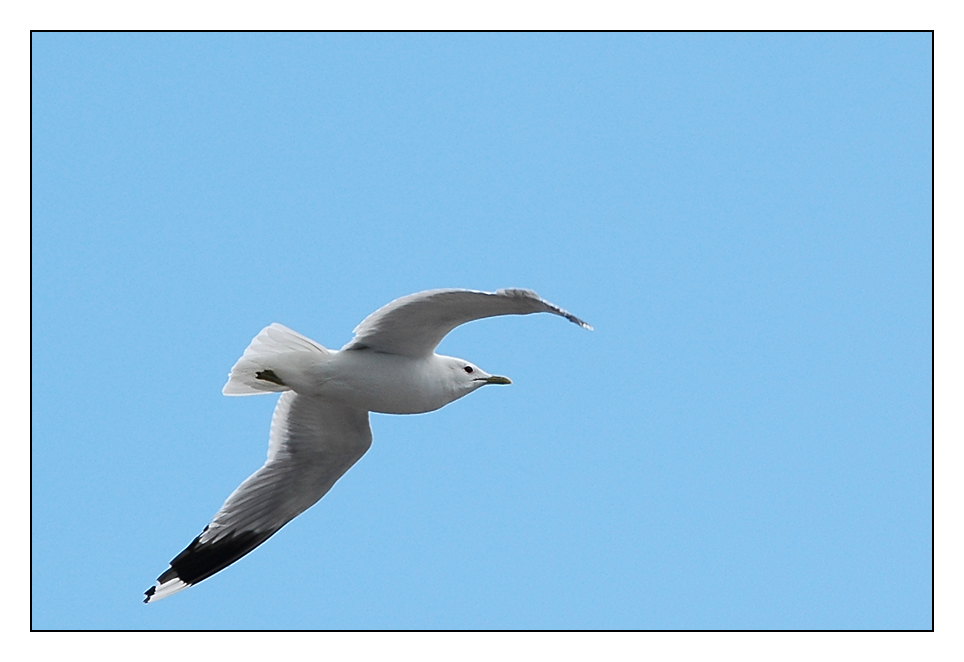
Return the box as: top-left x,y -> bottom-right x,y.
464,366 -> 474,374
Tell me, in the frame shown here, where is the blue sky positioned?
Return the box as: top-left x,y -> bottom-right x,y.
31,32 -> 931,630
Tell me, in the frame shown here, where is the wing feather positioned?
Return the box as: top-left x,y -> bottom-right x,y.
342,288 -> 591,357
144,393 -> 372,602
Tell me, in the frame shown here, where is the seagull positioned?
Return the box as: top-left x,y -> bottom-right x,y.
144,288 -> 591,603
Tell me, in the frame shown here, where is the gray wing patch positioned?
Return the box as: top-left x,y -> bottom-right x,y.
342,288 -> 591,357
145,393 -> 372,602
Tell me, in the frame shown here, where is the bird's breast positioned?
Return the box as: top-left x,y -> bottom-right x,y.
305,351 -> 457,414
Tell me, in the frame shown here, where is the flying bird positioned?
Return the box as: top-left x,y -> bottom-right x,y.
144,288 -> 591,602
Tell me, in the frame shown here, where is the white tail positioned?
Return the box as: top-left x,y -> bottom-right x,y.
223,323 -> 329,396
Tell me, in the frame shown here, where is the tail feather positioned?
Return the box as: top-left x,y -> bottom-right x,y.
223,323 -> 329,396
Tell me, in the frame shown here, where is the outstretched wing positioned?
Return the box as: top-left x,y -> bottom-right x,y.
144,392 -> 372,602
342,288 -> 592,358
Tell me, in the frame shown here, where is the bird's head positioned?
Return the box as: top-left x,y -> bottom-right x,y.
439,355 -> 512,397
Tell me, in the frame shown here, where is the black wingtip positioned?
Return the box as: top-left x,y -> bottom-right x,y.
166,529 -> 275,589
143,585 -> 156,603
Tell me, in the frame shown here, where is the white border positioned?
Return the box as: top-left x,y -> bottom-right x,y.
9,2 -> 957,659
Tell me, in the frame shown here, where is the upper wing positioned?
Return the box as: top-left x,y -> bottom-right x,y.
341,288 -> 592,358
144,392 -> 372,602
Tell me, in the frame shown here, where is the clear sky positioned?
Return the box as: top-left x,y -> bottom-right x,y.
31,32 -> 931,630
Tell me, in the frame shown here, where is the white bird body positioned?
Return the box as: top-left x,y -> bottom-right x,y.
145,288 -> 590,603
244,345 -> 489,415
315,351 -> 502,414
